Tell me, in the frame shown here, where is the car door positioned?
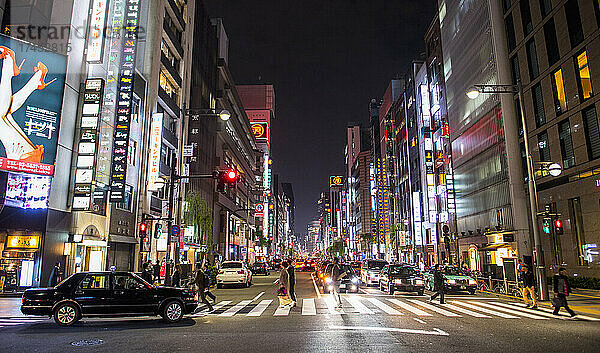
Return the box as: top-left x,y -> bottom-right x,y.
112,273 -> 155,314
72,273 -> 112,314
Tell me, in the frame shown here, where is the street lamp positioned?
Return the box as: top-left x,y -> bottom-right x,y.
184,107 -> 231,121
466,80 -> 549,301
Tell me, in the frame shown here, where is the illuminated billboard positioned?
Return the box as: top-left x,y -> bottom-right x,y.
0,33 -> 67,176
251,122 -> 268,141
330,175 -> 343,187
5,172 -> 51,209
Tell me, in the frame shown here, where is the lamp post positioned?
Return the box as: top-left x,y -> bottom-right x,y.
466,81 -> 549,300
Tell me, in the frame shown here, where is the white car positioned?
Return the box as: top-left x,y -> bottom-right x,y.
216,261 -> 253,288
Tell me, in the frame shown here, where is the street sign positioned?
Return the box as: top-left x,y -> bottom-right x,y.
183,145 -> 194,157
255,203 -> 264,213
171,225 -> 180,236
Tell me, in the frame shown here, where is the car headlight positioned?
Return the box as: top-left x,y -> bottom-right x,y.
351,277 -> 359,284
325,277 -> 332,283
447,279 -> 456,285
415,279 -> 424,285
468,279 -> 476,285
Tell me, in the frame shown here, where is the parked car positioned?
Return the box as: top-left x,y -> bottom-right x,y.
322,264 -> 360,293
20,271 -> 198,326
251,262 -> 271,275
379,264 -> 425,295
424,266 -> 477,294
216,261 -> 253,288
360,259 -> 388,286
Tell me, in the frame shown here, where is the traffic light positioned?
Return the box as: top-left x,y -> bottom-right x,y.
139,222 -> 147,237
554,219 -> 563,235
542,218 -> 551,234
154,223 -> 162,239
217,169 -> 239,191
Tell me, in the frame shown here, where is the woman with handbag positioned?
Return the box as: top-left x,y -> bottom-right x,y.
275,261 -> 293,308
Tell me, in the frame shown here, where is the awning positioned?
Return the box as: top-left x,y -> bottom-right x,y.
108,234 -> 138,244
478,243 -> 512,251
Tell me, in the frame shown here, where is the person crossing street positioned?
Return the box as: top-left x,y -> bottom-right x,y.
194,264 -> 214,312
552,267 -> 576,318
287,260 -> 297,306
519,264 -> 537,309
429,264 -> 445,304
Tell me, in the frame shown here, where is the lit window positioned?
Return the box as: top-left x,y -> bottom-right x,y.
575,51 -> 593,100
551,69 -> 567,114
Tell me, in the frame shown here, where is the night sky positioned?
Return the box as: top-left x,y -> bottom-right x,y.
206,0 -> 437,235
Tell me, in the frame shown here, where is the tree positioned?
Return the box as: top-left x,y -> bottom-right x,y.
327,241 -> 345,257
183,192 -> 213,254
359,233 -> 375,253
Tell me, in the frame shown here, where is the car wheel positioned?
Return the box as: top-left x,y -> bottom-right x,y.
162,300 -> 184,323
54,302 -> 80,327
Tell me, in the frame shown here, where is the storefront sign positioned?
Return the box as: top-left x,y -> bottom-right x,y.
86,0 -> 109,62
147,112 -> 163,190
109,0 -> 141,202
251,122 -> 268,140
5,172 -> 51,209
330,175 -> 343,187
6,235 -> 40,250
73,79 -> 104,210
0,34 -> 67,176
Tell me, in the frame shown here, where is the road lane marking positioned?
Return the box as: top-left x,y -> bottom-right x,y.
365,298 -> 403,315
406,300 -> 461,317
511,302 -> 600,321
493,302 -> 564,319
413,318 -> 426,324
273,304 -> 292,316
439,303 -> 490,318
302,298 -> 316,315
196,300 -> 231,315
219,300 -> 253,317
325,295 -> 345,314
252,292 -> 265,302
387,299 -> 432,316
311,274 -> 322,298
465,301 -> 548,320
329,325 -> 449,336
343,295 -> 374,314
450,301 -> 518,318
247,300 -> 272,317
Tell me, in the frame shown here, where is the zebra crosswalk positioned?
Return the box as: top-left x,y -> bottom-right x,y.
0,317 -> 46,328
191,295 -> 599,321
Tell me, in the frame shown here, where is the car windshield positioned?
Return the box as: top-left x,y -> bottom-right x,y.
389,266 -> 416,276
443,267 -> 466,276
222,262 -> 242,269
367,261 -> 387,270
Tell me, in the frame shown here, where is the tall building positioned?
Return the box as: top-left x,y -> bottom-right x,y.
501,0 -> 600,275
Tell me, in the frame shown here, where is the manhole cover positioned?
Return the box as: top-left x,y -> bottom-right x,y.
71,339 -> 105,347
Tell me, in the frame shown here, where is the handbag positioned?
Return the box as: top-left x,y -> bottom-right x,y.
551,295 -> 562,307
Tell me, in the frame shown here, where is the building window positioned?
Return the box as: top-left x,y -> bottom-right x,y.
565,0 -> 584,48
510,55 -> 520,84
568,198 -> 587,266
520,0 -> 533,35
537,131 -> 550,162
505,15 -> 516,52
575,51 -> 593,100
551,69 -> 567,115
116,185 -> 133,212
526,39 -> 539,80
532,83 -> 546,127
520,141 -> 527,181
558,119 -> 575,169
539,0 -> 552,17
159,70 -> 180,104
583,105 -> 600,160
544,19 -> 560,66
160,40 -> 180,71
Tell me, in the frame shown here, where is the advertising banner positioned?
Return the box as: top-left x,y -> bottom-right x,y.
147,112 -> 163,190
86,0 -> 109,63
329,175 -> 343,187
0,34 -> 67,176
251,122 -> 268,141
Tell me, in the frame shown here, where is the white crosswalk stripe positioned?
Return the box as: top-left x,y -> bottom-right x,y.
465,301 -> 548,320
344,295 -> 373,314
273,303 -> 293,316
325,295 -> 345,314
192,300 -> 231,316
492,302 -> 563,319
387,299 -> 432,316
302,298 -> 316,315
365,298 -> 403,315
438,303 -> 491,318
510,302 -> 600,321
220,300 -> 253,317
450,301 -> 519,318
406,299 -> 461,317
247,300 -> 273,317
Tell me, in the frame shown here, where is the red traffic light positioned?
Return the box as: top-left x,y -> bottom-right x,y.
554,220 -> 562,228
139,223 -> 147,232
226,169 -> 238,181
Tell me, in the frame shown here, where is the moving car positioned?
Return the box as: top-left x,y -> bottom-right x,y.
216,261 -> 253,288
314,260 -> 330,285
270,259 -> 282,270
360,259 -> 388,286
20,271 -> 197,326
322,264 -> 360,293
424,266 -> 477,294
379,264 -> 425,295
251,262 -> 271,276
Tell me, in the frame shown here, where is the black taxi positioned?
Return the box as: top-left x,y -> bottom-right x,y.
21,271 -> 198,326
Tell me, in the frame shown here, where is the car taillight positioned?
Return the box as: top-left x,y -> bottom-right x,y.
219,270 -> 224,274
238,270 -> 244,274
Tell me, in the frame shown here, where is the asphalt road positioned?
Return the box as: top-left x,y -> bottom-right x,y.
1,272 -> 599,353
